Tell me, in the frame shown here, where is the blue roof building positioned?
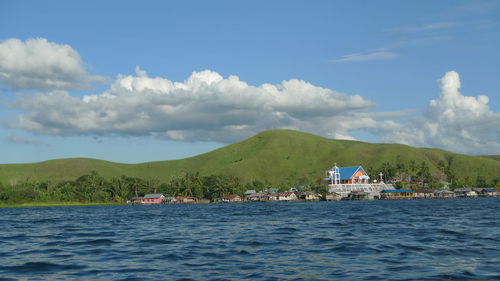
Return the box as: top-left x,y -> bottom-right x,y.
325,164 -> 370,184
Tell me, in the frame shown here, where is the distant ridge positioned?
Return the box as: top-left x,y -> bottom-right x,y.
0,130 -> 498,186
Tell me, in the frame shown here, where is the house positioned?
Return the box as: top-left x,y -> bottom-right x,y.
434,190 -> 456,198
325,192 -> 342,201
142,194 -> 165,204
325,165 -> 370,184
220,194 -> 242,203
128,197 -> 144,204
413,189 -> 435,199
277,192 -> 298,201
454,188 -> 478,198
175,196 -> 196,203
300,192 -> 320,201
267,193 -> 278,201
481,188 -> 498,197
380,189 -> 414,200
245,192 -> 268,202
164,197 -> 177,203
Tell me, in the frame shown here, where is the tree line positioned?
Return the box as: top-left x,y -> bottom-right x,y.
365,158 -> 499,189
0,171 -> 276,205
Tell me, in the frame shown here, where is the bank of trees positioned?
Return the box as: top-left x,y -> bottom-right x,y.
366,158 -> 498,189
0,172 -> 252,205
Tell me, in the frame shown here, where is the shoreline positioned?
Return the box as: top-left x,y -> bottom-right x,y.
0,202 -> 122,208
1,196 -> 498,208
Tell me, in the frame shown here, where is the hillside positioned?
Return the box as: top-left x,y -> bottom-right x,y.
0,130 -> 499,186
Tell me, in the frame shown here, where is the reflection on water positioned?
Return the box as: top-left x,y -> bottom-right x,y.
1,198 -> 499,280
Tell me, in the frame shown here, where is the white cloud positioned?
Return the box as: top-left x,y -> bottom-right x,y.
10,67 -> 375,142
334,51 -> 399,62
377,71 -> 500,155
0,38 -> 104,91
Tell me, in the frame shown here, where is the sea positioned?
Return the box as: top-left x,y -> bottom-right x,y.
0,198 -> 499,281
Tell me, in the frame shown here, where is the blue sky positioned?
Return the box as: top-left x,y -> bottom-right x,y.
0,0 -> 499,163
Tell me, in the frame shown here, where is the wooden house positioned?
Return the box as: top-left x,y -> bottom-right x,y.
454,188 -> 478,198
380,189 -> 414,200
220,194 -> 242,203
434,190 -> 456,198
413,189 -> 435,199
325,192 -> 342,201
142,194 -> 165,204
175,196 -> 196,203
481,188 -> 498,197
300,192 -> 320,201
245,192 -> 268,202
129,197 -> 144,204
277,192 -> 298,201
267,193 -> 278,201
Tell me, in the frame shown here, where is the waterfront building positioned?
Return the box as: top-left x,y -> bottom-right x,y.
129,197 -> 144,204
481,188 -> 498,197
325,163 -> 394,199
175,196 -> 196,203
300,192 -> 321,201
220,194 -> 242,203
434,190 -> 456,198
277,192 -> 298,201
413,189 -> 435,199
380,189 -> 414,200
245,192 -> 268,202
142,194 -> 165,204
454,188 -> 478,198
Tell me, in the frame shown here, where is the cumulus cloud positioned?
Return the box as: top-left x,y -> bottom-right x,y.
377,71 -> 500,154
10,67 -> 375,142
0,38 -> 104,91
334,51 -> 399,62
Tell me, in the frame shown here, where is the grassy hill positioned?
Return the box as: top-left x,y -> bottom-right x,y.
0,130 -> 499,186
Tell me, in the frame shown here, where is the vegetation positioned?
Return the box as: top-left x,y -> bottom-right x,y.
0,130 -> 498,206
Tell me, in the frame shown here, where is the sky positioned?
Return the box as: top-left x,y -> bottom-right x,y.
0,0 -> 499,164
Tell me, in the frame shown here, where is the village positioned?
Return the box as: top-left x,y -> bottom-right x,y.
128,164 -> 499,204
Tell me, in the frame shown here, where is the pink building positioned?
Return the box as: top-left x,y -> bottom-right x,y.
142,194 -> 165,204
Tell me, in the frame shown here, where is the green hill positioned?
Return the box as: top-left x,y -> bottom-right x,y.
0,130 -> 499,186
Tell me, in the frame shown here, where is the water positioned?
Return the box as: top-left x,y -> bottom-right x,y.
1,198 -> 499,280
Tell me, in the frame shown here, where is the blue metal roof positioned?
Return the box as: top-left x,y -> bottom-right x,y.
337,166 -> 368,180
324,166 -> 369,181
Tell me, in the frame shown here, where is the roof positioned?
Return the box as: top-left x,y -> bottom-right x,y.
382,189 -> 413,193
143,194 -> 164,199
325,166 -> 370,181
434,190 -> 454,194
483,188 -> 497,192
339,166 -> 368,180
